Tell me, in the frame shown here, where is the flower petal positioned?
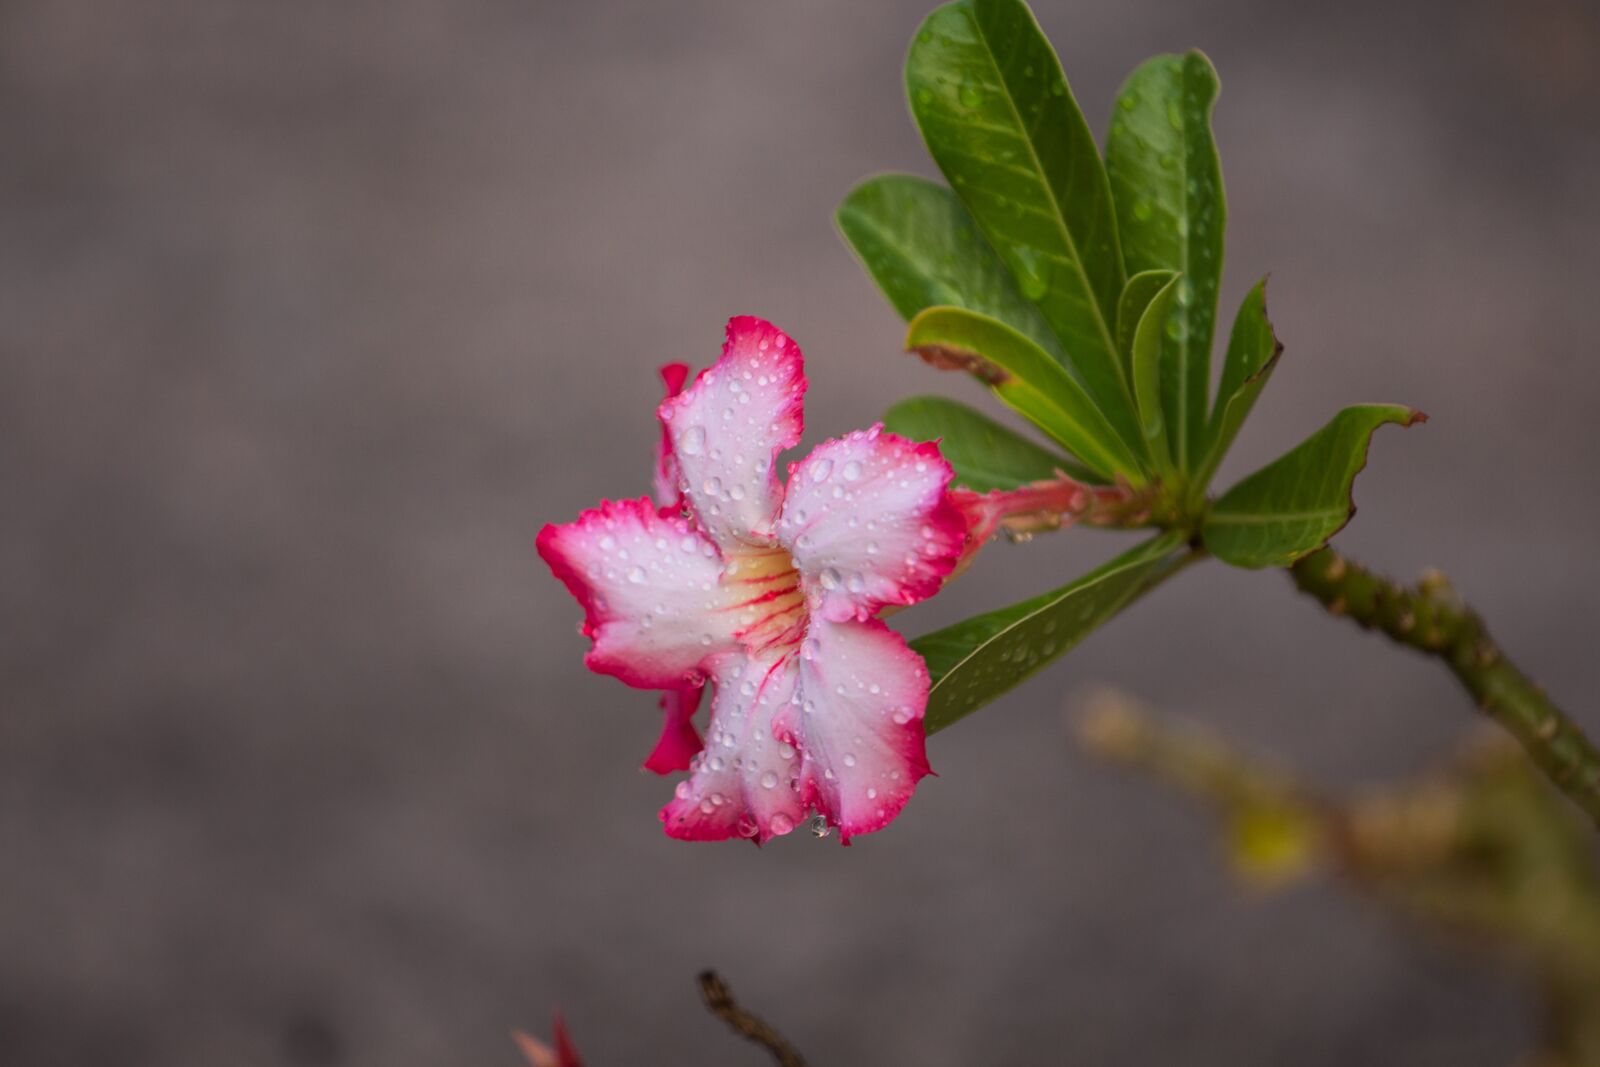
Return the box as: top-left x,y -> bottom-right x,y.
513,1014 -> 584,1067
659,316 -> 806,549
653,362 -> 692,511
659,653 -> 806,843
537,497 -> 739,689
775,427 -> 967,623
642,682 -> 705,774
781,617 -> 932,843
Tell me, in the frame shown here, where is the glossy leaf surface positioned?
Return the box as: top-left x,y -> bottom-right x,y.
1193,278 -> 1282,493
1131,273 -> 1182,475
915,533 -> 1186,732
836,173 -> 1063,360
1203,405 -> 1425,568
1116,269 -> 1176,372
883,395 -> 1096,490
1105,51 -> 1226,471
906,0 -> 1137,448
905,306 -> 1145,481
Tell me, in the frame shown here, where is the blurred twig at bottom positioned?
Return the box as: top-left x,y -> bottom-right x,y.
699,971 -> 809,1067
1077,692 -> 1600,1067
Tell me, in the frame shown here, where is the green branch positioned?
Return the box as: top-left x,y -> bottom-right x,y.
1288,548 -> 1600,829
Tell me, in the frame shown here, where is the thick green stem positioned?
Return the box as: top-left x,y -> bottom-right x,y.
1288,548 -> 1600,830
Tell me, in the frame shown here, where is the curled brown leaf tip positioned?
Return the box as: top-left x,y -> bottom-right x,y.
908,344 -> 1012,385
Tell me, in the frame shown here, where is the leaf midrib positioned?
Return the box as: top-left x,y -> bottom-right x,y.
964,5 -> 1128,399
1205,506 -> 1345,526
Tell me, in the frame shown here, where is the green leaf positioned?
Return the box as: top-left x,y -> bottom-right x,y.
1203,405 -> 1426,569
1192,278 -> 1282,494
906,0 -> 1138,452
915,532 -> 1187,733
1105,51 -> 1226,471
883,395 -> 1099,489
836,174 -> 1064,360
1116,268 -> 1176,371
905,306 -> 1147,482
1131,273 -> 1182,476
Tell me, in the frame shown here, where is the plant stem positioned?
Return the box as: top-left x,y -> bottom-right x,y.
1288,547 -> 1600,830
697,971 -> 808,1067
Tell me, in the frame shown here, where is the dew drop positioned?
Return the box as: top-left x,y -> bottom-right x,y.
1012,247 -> 1051,301
810,457 -> 834,483
679,425 -> 706,455
760,771 -> 779,789
769,812 -> 795,836
843,753 -> 857,768
626,566 -> 646,584
819,567 -> 842,590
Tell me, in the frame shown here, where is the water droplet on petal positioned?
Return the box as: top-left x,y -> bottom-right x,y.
760,771 -> 779,789
841,459 -> 864,482
809,457 -> 833,483
679,425 -> 706,455
626,566 -> 646,584
769,812 -> 795,836
819,567 -> 842,590
843,753 -> 857,768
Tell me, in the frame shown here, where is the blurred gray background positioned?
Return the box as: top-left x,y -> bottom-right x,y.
2,0 -> 1598,1064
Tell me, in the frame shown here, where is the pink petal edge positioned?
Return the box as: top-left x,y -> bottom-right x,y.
658,316 -> 807,549
776,426 -> 968,624
536,496 -> 738,690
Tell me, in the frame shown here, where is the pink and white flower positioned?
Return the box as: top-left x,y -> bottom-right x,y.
538,316 -> 968,844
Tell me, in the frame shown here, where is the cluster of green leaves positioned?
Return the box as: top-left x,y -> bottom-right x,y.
836,0 -> 1421,731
